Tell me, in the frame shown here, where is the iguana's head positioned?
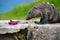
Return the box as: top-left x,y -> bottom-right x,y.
26,4 -> 43,20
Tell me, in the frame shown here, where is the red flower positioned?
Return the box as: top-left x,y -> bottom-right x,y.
8,20 -> 20,25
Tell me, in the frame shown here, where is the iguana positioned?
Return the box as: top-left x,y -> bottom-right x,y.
26,2 -> 60,24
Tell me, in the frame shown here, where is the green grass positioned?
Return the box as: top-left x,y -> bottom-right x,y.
1,0 -> 60,20
1,3 -> 35,20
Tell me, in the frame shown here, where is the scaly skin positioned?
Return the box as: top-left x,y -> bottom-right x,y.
26,2 -> 60,24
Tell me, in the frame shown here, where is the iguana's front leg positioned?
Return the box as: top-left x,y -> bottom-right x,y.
35,14 -> 49,24
40,13 -> 49,24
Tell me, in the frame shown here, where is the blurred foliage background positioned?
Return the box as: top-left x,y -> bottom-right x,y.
0,0 -> 60,20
